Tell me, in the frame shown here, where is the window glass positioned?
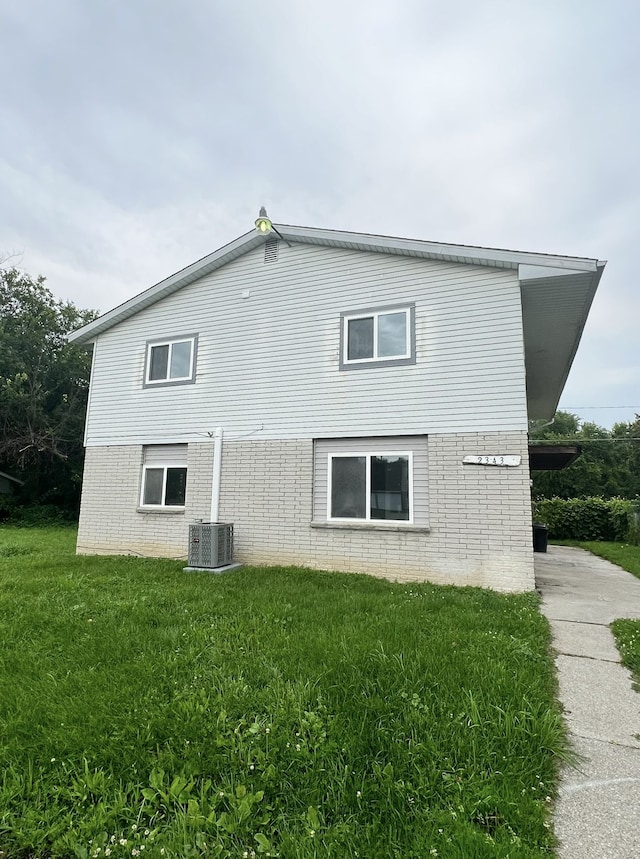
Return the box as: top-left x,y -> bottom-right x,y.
377,312 -> 407,358
149,345 -> 169,381
146,337 -> 197,385
331,456 -> 366,518
165,467 -> 187,506
347,318 -> 374,360
342,307 -> 413,366
170,341 -> 192,379
371,455 -> 409,520
143,468 -> 164,505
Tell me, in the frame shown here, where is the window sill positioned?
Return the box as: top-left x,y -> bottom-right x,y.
137,507 -> 185,515
310,521 -> 430,533
339,356 -> 416,371
142,378 -> 197,389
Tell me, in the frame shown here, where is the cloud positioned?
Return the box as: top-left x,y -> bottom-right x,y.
1,0 -> 638,426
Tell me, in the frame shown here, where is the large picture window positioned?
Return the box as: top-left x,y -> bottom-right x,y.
341,305 -> 415,369
144,336 -> 198,387
139,445 -> 188,509
328,452 -> 412,522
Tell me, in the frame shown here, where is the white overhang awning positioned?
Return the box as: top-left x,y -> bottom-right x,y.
519,262 -> 605,420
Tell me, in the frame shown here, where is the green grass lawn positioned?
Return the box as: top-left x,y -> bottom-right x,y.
0,527 -> 565,859
571,541 -> 640,689
555,541 -> 640,690
567,541 -> 640,581
610,619 -> 640,691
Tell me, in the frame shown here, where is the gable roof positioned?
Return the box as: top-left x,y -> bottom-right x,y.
68,223 -> 606,420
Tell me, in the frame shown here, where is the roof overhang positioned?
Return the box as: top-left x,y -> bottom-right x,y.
528,443 -> 582,471
0,470 -> 24,485
69,224 -> 605,421
520,263 -> 605,420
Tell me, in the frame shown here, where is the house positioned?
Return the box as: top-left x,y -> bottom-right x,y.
68,216 -> 605,591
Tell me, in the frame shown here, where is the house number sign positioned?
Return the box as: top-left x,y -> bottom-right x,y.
463,455 -> 521,467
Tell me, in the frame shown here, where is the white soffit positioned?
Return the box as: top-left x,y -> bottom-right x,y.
522,265 -> 605,420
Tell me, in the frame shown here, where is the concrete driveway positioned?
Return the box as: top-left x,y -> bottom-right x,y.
535,545 -> 640,858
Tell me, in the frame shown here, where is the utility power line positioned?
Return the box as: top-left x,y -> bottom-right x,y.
561,406 -> 639,410
529,437 -> 640,443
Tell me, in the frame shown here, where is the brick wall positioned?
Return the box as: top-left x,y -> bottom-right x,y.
77,432 -> 534,591
76,443 -> 214,558
219,433 -> 533,592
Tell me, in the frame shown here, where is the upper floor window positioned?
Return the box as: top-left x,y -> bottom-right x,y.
144,335 -> 198,387
340,305 -> 415,369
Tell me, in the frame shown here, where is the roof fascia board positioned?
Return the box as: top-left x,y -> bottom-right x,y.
68,220 -> 604,344
277,224 -> 600,272
519,263 -> 597,280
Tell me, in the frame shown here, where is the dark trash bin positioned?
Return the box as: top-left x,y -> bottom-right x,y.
533,523 -> 548,553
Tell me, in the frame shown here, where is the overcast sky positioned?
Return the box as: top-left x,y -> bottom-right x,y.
1,0 -> 638,428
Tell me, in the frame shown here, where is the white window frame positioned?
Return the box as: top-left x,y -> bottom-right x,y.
140,463 -> 188,509
342,307 -> 412,366
144,335 -> 197,387
327,451 -> 414,524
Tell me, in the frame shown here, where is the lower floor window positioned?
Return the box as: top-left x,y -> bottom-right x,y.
142,466 -> 187,507
140,444 -> 188,508
329,453 -> 412,522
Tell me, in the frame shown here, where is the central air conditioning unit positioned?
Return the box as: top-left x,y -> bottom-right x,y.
188,523 -> 234,568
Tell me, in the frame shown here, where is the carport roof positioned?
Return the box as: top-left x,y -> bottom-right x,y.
529,443 -> 582,471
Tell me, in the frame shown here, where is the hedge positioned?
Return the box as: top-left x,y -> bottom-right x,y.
533,497 -> 640,543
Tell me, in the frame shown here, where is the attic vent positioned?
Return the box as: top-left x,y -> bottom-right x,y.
264,237 -> 279,263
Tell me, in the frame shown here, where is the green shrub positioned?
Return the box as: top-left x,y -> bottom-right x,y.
1,502 -> 77,526
533,496 -> 638,543
627,501 -> 640,545
0,493 -> 17,521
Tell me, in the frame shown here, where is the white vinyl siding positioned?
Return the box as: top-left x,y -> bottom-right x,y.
84,243 -> 528,446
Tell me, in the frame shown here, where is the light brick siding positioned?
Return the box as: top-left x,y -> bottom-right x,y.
219,433 -> 533,592
76,443 -> 213,558
77,432 -> 534,591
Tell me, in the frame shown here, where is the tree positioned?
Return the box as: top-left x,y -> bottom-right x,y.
0,267 -> 98,514
531,410 -> 640,500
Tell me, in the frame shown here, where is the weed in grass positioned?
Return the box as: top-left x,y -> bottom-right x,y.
611,618 -> 640,691
0,526 -> 565,857
0,545 -> 34,558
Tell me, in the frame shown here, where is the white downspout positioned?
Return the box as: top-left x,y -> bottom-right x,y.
210,427 -> 223,523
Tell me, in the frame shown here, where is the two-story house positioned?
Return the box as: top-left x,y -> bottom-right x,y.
69,217 -> 605,591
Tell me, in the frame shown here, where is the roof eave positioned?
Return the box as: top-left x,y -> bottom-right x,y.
68,222 -> 604,351
276,224 -> 601,272
522,262 -> 605,421
69,228 -> 263,344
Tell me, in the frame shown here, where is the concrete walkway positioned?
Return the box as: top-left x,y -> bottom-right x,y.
535,545 -> 640,858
